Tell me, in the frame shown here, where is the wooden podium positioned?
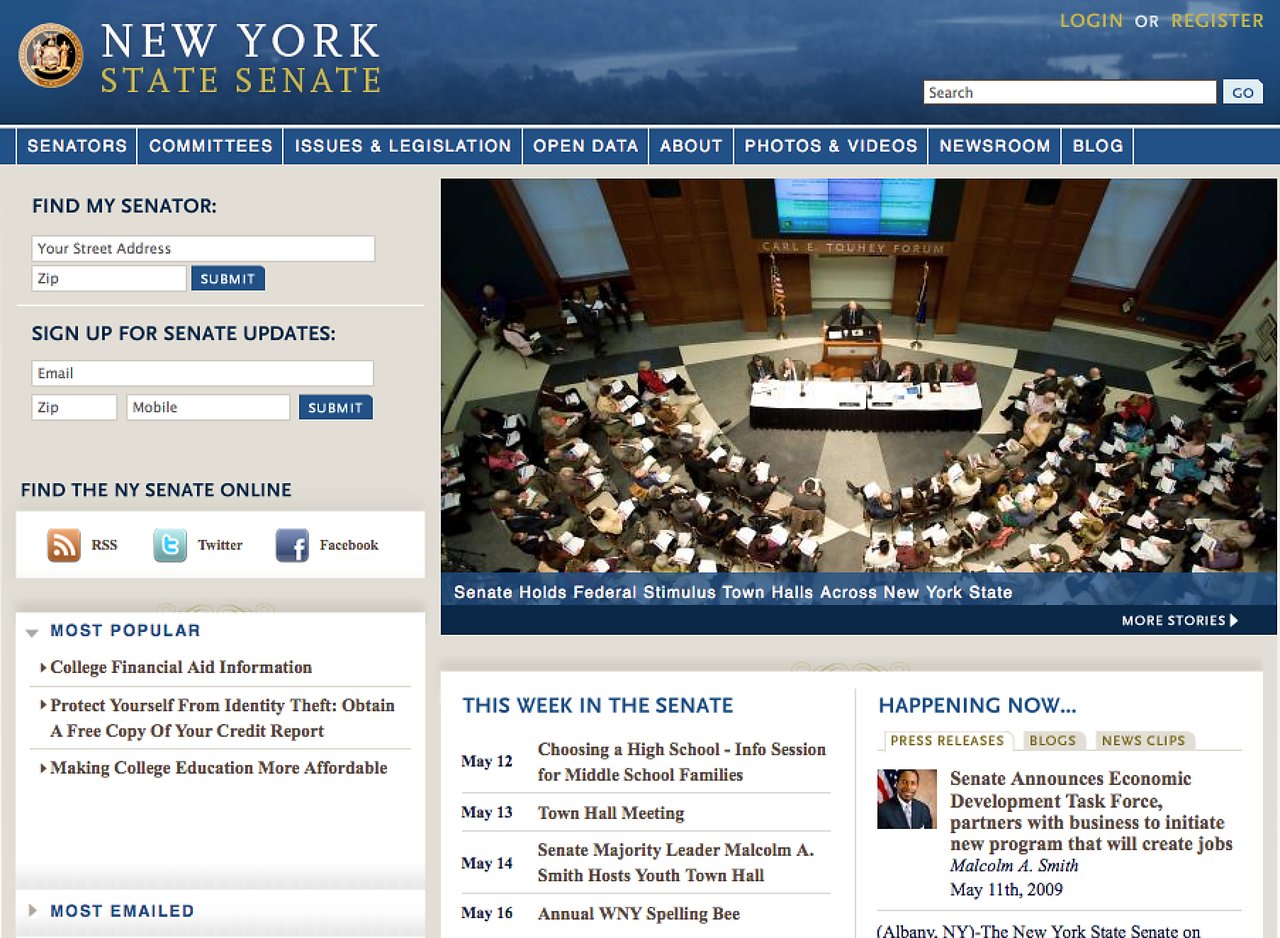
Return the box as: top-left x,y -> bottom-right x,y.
821,325 -> 883,369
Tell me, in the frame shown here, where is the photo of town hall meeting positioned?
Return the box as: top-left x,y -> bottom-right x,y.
440,179 -> 1276,575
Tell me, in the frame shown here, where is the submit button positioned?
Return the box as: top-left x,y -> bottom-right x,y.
192,265 -> 266,290
300,394 -> 373,420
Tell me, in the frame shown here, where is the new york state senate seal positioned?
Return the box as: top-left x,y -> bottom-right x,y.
20,23 -> 83,88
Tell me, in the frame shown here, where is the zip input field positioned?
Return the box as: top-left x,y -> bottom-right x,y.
33,360 -> 374,387
923,80 -> 1218,105
32,395 -> 117,421
32,236 -> 375,262
32,265 -> 186,291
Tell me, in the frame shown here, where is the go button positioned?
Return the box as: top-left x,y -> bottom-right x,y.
300,394 -> 373,420
1223,79 -> 1263,104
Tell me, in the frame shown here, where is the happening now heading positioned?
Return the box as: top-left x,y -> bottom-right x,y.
0,126 -> 1277,165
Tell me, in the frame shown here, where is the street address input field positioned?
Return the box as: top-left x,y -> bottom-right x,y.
32,360 -> 374,387
923,80 -> 1218,105
31,236 -> 375,262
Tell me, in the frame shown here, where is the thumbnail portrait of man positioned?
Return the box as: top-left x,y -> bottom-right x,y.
877,768 -> 936,829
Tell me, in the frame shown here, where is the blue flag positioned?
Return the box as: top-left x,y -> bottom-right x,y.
915,262 -> 929,324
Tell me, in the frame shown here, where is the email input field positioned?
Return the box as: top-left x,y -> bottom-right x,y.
32,360 -> 374,387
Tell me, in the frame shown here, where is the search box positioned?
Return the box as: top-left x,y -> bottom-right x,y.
924,80 -> 1217,105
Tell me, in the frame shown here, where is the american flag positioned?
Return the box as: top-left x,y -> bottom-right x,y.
769,252 -> 787,319
877,769 -> 898,804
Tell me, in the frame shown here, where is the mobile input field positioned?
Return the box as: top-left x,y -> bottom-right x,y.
32,266 -> 186,291
126,394 -> 290,420
33,360 -> 374,387
923,80 -> 1218,105
31,236 -> 375,262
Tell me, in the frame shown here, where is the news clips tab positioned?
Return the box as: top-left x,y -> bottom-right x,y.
16,512 -> 425,578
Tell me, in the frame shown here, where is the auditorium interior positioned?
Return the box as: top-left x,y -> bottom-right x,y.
440,178 -> 1277,574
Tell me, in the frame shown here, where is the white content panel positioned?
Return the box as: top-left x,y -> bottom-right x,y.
17,612 -> 426,935
16,511 -> 425,578
441,671 -> 1262,937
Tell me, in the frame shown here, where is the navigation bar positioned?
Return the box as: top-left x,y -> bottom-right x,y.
3,127 -> 1279,165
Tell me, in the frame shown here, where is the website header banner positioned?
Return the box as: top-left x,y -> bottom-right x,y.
4,5 -> 1275,125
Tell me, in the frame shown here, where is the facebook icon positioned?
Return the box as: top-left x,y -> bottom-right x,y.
276,528 -> 309,563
